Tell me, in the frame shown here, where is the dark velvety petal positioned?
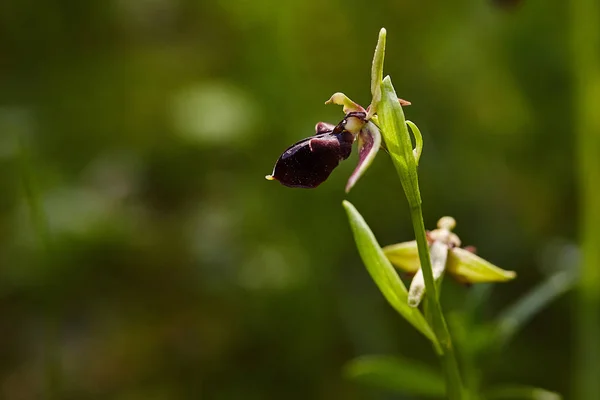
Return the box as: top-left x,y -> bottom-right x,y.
315,122 -> 335,134
345,121 -> 381,193
267,131 -> 355,188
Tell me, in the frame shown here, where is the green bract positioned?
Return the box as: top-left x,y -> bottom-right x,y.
343,200 -> 439,349
377,76 -> 422,208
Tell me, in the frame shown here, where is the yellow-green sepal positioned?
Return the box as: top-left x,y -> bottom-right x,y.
448,247 -> 516,283
382,241 -> 420,274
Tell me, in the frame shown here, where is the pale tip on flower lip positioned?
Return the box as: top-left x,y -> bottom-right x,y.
437,216 -> 456,231
265,175 -> 275,181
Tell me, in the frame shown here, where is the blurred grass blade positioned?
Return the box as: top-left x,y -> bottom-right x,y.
495,268 -> 578,347
570,0 -> 600,395
343,200 -> 438,347
485,385 -> 562,400
345,355 -> 444,397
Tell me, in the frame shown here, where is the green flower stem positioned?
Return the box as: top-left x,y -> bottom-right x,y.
377,76 -> 465,399
411,206 -> 465,400
570,0 -> 600,397
369,28 -> 464,398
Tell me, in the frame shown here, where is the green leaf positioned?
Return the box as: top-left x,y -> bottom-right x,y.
345,355 -> 445,397
485,385 -> 562,400
342,200 -> 438,347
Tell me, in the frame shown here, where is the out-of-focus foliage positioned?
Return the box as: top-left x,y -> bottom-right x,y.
0,0 -> 586,399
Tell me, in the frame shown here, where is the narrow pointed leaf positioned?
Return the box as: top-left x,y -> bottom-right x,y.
368,28 -> 386,118
485,385 -> 562,400
448,247 -> 516,283
383,240 -> 420,273
345,121 -> 381,193
342,201 -> 438,346
345,355 -> 445,397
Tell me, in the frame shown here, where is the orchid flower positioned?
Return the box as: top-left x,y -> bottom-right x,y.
383,216 -> 516,307
266,29 -> 414,193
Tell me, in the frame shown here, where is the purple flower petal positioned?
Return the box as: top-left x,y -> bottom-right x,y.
315,122 -> 335,134
345,121 -> 381,193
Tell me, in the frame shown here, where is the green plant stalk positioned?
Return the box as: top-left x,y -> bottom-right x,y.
570,0 -> 600,398
377,77 -> 465,399
411,206 -> 465,399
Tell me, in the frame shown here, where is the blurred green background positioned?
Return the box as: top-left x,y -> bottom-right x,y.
0,0 -> 595,398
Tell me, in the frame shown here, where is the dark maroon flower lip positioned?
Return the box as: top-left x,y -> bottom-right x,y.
267,96 -> 417,191
266,113 -> 365,189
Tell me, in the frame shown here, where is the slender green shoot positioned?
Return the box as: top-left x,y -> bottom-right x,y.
570,0 -> 600,398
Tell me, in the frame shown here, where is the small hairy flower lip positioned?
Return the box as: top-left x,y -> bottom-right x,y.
267,109 -> 375,190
